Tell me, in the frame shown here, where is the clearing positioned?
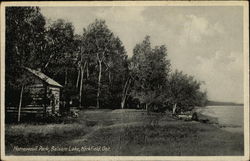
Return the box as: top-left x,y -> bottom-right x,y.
5,109 -> 244,156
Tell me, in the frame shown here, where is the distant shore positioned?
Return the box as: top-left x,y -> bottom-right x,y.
207,100 -> 243,106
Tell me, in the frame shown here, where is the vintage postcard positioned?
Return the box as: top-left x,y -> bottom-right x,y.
0,1 -> 249,161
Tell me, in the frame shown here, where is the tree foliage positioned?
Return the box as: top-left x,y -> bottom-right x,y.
5,7 -> 208,114
130,36 -> 171,112
6,7 -> 46,87
79,19 -> 128,108
44,19 -> 76,84
167,70 -> 207,112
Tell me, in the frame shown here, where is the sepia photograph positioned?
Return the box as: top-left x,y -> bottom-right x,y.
1,1 -> 249,161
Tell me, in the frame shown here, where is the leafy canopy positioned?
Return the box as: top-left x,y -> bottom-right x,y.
131,36 -> 171,107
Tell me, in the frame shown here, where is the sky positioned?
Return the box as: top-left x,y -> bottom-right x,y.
41,6 -> 244,103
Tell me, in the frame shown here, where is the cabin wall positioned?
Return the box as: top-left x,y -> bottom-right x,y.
6,77 -> 46,115
29,86 -> 45,105
6,70 -> 62,117
46,86 -> 60,114
26,72 -> 61,114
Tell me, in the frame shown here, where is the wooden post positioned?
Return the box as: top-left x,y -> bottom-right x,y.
146,103 -> 149,115
42,84 -> 48,117
17,85 -> 24,123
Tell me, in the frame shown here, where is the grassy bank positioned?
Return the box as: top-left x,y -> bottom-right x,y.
5,109 -> 244,156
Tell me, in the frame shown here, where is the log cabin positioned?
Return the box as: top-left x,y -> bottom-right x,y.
6,67 -> 63,117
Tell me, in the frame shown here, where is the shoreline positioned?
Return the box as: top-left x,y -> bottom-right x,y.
195,106 -> 243,134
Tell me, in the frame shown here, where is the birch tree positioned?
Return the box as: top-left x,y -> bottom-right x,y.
81,19 -> 127,108
167,70 -> 207,114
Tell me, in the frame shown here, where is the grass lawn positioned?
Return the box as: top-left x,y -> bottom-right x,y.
5,109 -> 244,156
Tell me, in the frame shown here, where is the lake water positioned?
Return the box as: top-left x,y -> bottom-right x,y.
196,106 -> 244,133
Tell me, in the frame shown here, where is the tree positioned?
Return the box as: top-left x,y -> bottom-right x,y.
167,70 -> 207,114
5,7 -> 47,122
6,7 -> 46,70
103,37 -> 128,108
6,7 -> 46,86
44,19 -> 76,83
43,19 -> 79,111
80,19 -> 127,109
130,36 -> 171,113
120,59 -> 132,109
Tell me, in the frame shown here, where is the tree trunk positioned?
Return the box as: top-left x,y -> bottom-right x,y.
108,71 -> 111,85
96,60 -> 102,109
121,78 -> 129,109
76,68 -> 80,87
121,77 -> 131,109
121,101 -> 125,109
173,103 -> 177,114
17,85 -> 24,123
79,62 -> 86,108
44,53 -> 55,69
65,68 -> 68,85
86,62 -> 89,79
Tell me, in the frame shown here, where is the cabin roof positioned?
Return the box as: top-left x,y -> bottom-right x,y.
25,67 -> 63,88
